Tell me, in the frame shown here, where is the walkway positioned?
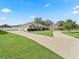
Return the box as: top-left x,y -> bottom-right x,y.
9,31 -> 79,59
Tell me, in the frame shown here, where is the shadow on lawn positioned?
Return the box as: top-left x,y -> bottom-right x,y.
0,30 -> 8,35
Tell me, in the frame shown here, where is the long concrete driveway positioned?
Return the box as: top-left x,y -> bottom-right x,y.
9,31 -> 79,59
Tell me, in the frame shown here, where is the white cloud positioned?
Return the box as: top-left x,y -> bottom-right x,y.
76,5 -> 79,8
72,5 -> 79,14
73,7 -> 76,10
0,17 -> 6,20
1,8 -> 12,13
30,16 -> 34,18
63,14 -> 66,17
44,3 -> 51,7
73,5 -> 79,10
73,11 -> 79,14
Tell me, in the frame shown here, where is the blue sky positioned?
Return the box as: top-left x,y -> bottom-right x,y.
0,0 -> 79,25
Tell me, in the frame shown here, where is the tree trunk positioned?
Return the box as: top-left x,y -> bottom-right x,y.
68,27 -> 71,32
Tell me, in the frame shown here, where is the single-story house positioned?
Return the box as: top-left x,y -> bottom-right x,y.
17,22 -> 47,31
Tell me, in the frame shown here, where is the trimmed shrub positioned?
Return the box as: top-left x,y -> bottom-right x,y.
27,28 -> 49,31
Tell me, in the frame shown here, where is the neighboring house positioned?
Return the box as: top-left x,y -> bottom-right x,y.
0,24 -> 12,28
0,24 -> 18,31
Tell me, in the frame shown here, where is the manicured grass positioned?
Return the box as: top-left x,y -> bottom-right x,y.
63,30 -> 79,38
31,30 -> 53,37
0,31 -> 63,59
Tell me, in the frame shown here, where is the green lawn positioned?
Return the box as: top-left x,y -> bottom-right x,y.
63,30 -> 79,38
0,31 -> 63,59
31,30 -> 53,37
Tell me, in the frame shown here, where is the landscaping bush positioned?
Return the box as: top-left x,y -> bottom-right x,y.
42,27 -> 49,30
58,27 -> 64,30
27,28 -> 49,31
27,29 -> 37,31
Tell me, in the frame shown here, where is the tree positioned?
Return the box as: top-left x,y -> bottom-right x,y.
57,21 -> 65,27
34,17 -> 43,24
34,17 -> 53,26
43,20 -> 53,27
43,20 -> 53,36
56,21 -> 65,30
65,19 -> 77,32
